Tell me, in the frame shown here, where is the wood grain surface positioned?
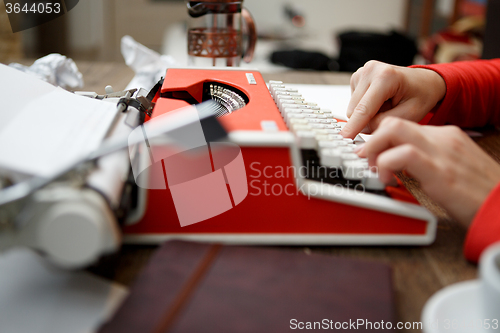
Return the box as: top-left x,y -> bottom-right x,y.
77,62 -> 492,332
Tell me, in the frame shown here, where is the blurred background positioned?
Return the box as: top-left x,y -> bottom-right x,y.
0,0 -> 496,70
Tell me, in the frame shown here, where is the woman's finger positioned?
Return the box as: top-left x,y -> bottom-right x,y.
366,99 -> 427,132
341,81 -> 397,138
375,143 -> 435,184
363,117 -> 433,166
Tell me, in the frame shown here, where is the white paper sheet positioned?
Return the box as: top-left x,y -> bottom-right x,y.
285,84 -> 351,121
0,249 -> 128,333
0,64 -> 56,133
0,64 -> 118,178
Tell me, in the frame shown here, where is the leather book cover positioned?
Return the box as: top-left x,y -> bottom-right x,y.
98,241 -> 395,333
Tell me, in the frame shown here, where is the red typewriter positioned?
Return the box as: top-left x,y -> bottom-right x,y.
123,68 -> 436,245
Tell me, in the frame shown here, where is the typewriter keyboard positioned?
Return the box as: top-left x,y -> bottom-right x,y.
268,80 -> 387,194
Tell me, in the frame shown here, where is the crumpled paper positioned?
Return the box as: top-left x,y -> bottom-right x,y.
9,54 -> 84,89
121,35 -> 177,91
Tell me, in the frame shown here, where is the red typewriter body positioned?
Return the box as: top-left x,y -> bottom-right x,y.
123,68 -> 436,245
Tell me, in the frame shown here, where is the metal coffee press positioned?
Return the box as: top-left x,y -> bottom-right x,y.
186,0 -> 257,67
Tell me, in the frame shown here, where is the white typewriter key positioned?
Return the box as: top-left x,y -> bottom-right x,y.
275,99 -> 289,109
309,124 -> 329,129
281,100 -> 305,107
305,105 -> 321,110
289,118 -> 309,124
296,131 -> 317,149
319,149 -> 342,167
328,134 -> 344,140
315,135 -> 330,142
362,170 -> 386,190
306,118 -> 324,123
269,85 -> 285,93
347,143 -> 357,149
271,88 -> 285,97
319,148 -> 353,167
329,140 -> 348,147
284,110 -> 312,122
318,141 -> 352,156
276,87 -> 296,95
269,80 -> 283,84
281,104 -> 301,115
321,122 -> 339,128
278,98 -> 301,110
324,128 -> 341,134
312,128 -> 329,135
273,88 -> 297,99
286,114 -> 304,123
286,114 -> 306,126
277,92 -> 301,98
311,119 -> 337,124
358,158 -> 369,165
291,124 -> 312,132
283,108 -> 301,117
342,160 -> 367,180
342,146 -> 355,153
341,153 -> 359,161
339,146 -> 354,153
343,138 -> 354,144
281,103 -> 301,111
295,108 -> 314,113
319,124 -> 339,129
275,87 -> 298,93
287,113 -> 306,118
318,141 -> 342,149
280,98 -> 303,105
316,113 -> 337,120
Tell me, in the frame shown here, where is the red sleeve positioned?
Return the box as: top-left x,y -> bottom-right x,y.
411,59 -> 500,127
412,60 -> 500,263
463,182 -> 500,263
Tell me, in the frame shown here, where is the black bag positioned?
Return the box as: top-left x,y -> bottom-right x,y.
337,30 -> 418,72
270,49 -> 339,71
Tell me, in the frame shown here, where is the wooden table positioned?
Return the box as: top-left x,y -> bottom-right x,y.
75,61 -> 494,332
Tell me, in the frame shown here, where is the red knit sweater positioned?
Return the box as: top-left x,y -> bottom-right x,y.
413,59 -> 500,263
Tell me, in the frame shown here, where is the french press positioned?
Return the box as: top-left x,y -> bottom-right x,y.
186,0 -> 257,67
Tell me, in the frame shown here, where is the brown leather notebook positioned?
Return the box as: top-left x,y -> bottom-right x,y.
99,241 -> 395,333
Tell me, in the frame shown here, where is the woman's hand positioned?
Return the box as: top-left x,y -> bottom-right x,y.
340,60 -> 447,139
359,117 -> 500,225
